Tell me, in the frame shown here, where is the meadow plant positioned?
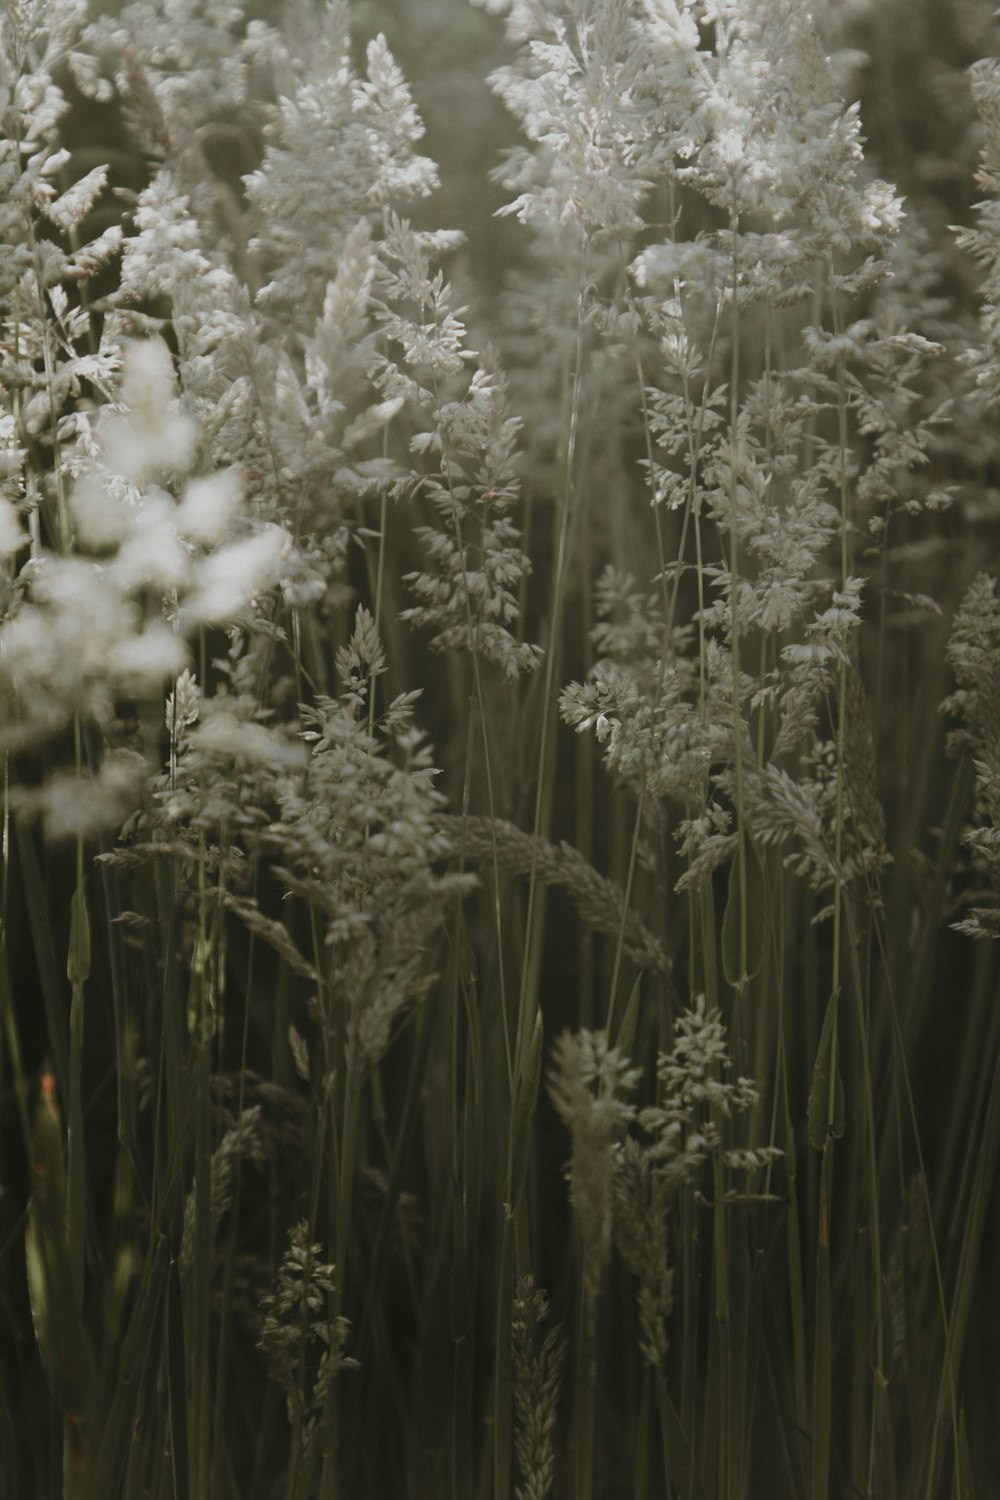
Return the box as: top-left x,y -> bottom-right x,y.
510,1274 -> 565,1500
2,0 -> 1000,1497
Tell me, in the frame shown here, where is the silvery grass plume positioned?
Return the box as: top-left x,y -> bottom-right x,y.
110,168 -> 263,478
250,604 -> 477,1067
475,0 -> 668,505
0,336 -> 292,838
399,348 -> 543,678
101,641 -> 311,1048
957,55 -> 1000,412
85,0 -> 280,132
538,0 -> 944,918
91,2 -> 451,621
0,0 -> 121,529
59,2 -> 511,1074
486,0 -> 663,240
246,13 -> 439,323
551,1003 -> 778,1369
103,595 -> 475,1068
108,0 -> 543,677
617,997 -> 780,1366
941,62 -> 1000,941
364,209 -> 541,677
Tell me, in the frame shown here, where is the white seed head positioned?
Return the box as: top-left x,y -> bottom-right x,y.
175,468 -> 244,547
182,525 -> 291,625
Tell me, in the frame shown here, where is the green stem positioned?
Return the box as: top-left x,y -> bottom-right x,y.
515,234 -> 590,1078
576,1285 -> 598,1500
319,1038 -> 363,1500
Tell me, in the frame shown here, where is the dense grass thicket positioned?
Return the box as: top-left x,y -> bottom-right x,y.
2,0 -> 1000,1495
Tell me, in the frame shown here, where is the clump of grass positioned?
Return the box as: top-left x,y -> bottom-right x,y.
2,1 -> 1000,1497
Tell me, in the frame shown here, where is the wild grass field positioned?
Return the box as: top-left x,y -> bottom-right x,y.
1,0 -> 999,1496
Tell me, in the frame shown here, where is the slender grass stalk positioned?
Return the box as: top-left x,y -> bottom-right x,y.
726,205 -> 750,1009
577,1286 -> 599,1500
515,235 -> 592,1076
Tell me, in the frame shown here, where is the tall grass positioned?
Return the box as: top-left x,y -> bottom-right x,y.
1,0 -> 999,1497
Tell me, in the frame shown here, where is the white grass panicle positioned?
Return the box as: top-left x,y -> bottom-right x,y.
1,338 -> 290,837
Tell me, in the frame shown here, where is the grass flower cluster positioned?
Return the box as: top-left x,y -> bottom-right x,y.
1,0 -> 999,1496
